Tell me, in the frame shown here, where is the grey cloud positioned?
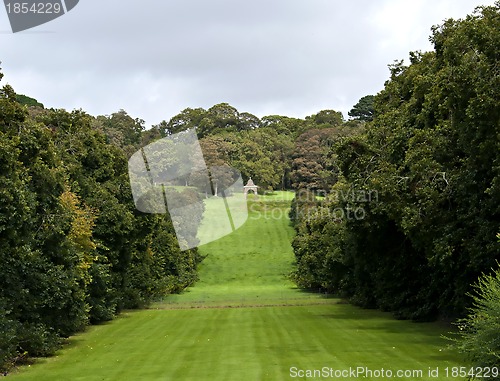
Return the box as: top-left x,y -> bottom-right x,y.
1,0 -> 494,126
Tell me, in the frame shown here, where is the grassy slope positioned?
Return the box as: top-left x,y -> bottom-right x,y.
164,192 -> 325,307
10,191 -> 463,381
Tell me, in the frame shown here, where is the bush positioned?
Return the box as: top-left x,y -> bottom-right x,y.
16,323 -> 61,358
0,307 -> 17,372
455,262 -> 500,378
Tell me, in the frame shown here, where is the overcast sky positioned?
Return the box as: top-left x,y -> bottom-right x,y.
0,0 -> 495,127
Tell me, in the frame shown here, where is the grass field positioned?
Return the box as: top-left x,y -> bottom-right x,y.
10,191 -> 464,380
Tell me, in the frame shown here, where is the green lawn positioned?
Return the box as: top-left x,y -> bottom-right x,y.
10,191 -> 464,380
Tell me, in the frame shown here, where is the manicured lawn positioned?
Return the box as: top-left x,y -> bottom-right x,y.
9,305 -> 461,381
169,191 -> 320,307
256,190 -> 297,201
10,192 -> 464,380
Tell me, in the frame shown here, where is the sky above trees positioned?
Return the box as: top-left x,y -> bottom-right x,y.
1,0 -> 496,127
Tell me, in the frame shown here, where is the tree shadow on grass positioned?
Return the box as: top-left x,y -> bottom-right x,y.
294,287 -> 344,300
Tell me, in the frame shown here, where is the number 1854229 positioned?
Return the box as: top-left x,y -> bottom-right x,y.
5,2 -> 63,14
445,367 -> 499,378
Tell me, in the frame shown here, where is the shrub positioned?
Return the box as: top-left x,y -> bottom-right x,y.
455,261 -> 500,378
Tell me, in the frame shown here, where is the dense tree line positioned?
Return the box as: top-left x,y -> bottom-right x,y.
0,76 -> 201,371
137,102 -> 360,193
290,3 -> 500,322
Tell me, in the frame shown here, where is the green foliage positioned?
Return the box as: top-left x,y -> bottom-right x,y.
290,124 -> 360,192
288,189 -> 319,227
198,127 -> 294,192
260,115 -> 307,137
290,128 -> 339,192
158,103 -> 262,139
0,303 -> 17,371
290,3 -> 500,321
94,110 -> 145,157
306,109 -> 344,127
348,95 -> 375,121
230,128 -> 294,191
16,94 -> 44,108
455,264 -> 500,376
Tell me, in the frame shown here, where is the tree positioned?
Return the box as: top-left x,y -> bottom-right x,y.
306,109 -> 344,127
96,110 -> 145,157
160,104 -> 261,139
239,112 -> 261,130
290,128 -> 340,192
0,85 -> 94,365
16,94 -> 44,108
198,135 -> 237,194
348,95 -> 375,121
261,115 -> 307,137
207,103 -> 240,130
0,80 -> 32,370
160,107 -> 207,136
199,127 -> 294,192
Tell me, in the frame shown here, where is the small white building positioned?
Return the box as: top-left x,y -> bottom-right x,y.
243,178 -> 258,197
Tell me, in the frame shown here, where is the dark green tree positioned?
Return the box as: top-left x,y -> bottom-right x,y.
16,94 -> 44,108
306,109 -> 344,127
96,110 -> 145,157
348,95 -> 375,121
261,115 -> 307,137
290,128 -> 340,192
160,107 -> 207,136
